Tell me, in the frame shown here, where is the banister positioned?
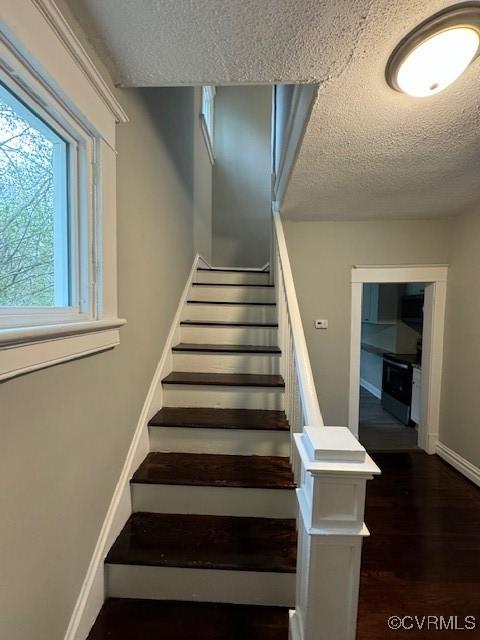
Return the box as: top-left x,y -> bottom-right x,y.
272,206 -> 380,640
272,208 -> 324,428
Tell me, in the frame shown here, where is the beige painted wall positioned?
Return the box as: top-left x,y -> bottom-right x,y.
212,86 -> 272,267
440,207 -> 480,467
0,83 -> 196,640
283,219 -> 451,426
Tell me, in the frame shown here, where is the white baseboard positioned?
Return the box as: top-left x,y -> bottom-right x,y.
436,441 -> 480,488
64,253 -> 202,640
359,378 -> 381,400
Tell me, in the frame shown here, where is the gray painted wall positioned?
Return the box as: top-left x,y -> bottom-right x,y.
440,207 -> 480,467
283,218 -> 451,427
0,83 -> 196,639
212,86 -> 272,267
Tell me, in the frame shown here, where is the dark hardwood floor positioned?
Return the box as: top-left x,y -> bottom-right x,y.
131,452 -> 295,489
148,407 -> 289,431
87,599 -> 289,640
359,387 -> 418,450
106,512 -> 297,573
357,451 -> 480,639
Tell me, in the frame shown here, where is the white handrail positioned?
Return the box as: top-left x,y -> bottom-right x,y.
273,208 -> 380,640
272,208 -> 324,429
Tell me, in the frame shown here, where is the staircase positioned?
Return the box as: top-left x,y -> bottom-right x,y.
87,266 -> 296,639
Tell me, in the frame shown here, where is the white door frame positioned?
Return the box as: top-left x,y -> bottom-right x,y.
348,265 -> 448,453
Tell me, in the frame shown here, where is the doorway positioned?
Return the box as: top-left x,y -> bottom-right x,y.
349,266 -> 448,454
358,282 -> 424,450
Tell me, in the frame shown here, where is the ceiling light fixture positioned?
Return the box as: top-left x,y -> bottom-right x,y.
386,3 -> 480,97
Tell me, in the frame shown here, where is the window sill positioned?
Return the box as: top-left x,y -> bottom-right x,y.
0,318 -> 126,381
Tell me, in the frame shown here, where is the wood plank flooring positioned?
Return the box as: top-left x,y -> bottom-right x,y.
162,372 -> 285,387
87,599 -> 289,640
106,512 -> 297,573
131,452 -> 295,489
357,451 -> 480,639
148,407 -> 289,431
359,387 -> 418,450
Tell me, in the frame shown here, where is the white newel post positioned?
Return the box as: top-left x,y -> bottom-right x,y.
290,427 -> 380,640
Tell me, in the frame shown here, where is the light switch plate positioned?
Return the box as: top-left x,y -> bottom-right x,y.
315,319 -> 328,329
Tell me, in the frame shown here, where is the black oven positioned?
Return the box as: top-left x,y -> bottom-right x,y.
381,356 -> 413,425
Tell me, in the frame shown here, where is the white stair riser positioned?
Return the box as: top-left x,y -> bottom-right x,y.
180,325 -> 277,346
195,271 -> 270,285
149,426 -> 291,456
183,303 -> 277,323
131,483 -> 296,518
172,351 -> 280,374
190,285 -> 275,303
163,385 -> 284,410
106,564 -> 295,606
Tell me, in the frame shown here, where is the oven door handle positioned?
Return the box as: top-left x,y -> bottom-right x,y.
383,358 -> 410,370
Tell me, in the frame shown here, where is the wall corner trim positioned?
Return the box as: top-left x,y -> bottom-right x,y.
64,254 -> 202,640
31,0 -> 129,123
436,441 -> 480,488
359,378 -> 381,400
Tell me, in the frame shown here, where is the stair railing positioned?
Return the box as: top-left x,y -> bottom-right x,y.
272,208 -> 380,640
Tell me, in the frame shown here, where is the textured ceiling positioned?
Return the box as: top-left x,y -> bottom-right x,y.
66,0 -> 480,220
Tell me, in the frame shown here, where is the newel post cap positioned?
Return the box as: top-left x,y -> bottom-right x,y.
295,427 -> 381,477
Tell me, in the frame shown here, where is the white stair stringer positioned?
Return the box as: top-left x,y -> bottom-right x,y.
148,425 -> 290,456
180,324 -> 277,346
163,384 -> 284,410
131,483 -> 296,518
190,284 -> 275,303
106,564 -> 295,607
194,270 -> 270,285
172,351 -> 280,374
183,302 -> 276,323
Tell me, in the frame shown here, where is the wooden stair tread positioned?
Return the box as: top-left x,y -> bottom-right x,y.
198,267 -> 270,274
172,342 -> 281,354
187,300 -> 276,306
192,283 -> 274,288
106,513 -> 297,573
162,372 -> 285,387
87,598 -> 288,640
149,407 -> 289,431
132,453 -> 295,490
181,320 -> 278,327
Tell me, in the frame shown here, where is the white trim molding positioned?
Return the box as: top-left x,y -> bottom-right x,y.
274,85 -> 318,207
1,0 -> 128,381
0,321 -> 125,381
349,265 -> 448,454
64,254 -> 203,640
359,378 -> 381,400
31,0 -> 128,124
436,442 -> 480,488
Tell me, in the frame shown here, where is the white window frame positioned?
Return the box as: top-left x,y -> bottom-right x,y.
0,77 -> 89,326
0,0 -> 129,381
200,85 -> 215,164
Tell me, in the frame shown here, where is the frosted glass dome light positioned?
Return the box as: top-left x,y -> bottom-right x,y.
387,6 -> 480,97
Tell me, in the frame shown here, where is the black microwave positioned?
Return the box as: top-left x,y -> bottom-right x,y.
401,294 -> 424,329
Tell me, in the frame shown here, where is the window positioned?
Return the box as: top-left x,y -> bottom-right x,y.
200,85 -> 215,162
0,77 -> 86,332
1,0 -> 128,380
0,83 -> 69,309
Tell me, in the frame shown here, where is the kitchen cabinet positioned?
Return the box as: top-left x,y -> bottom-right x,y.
362,283 -> 399,324
411,366 -> 422,425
